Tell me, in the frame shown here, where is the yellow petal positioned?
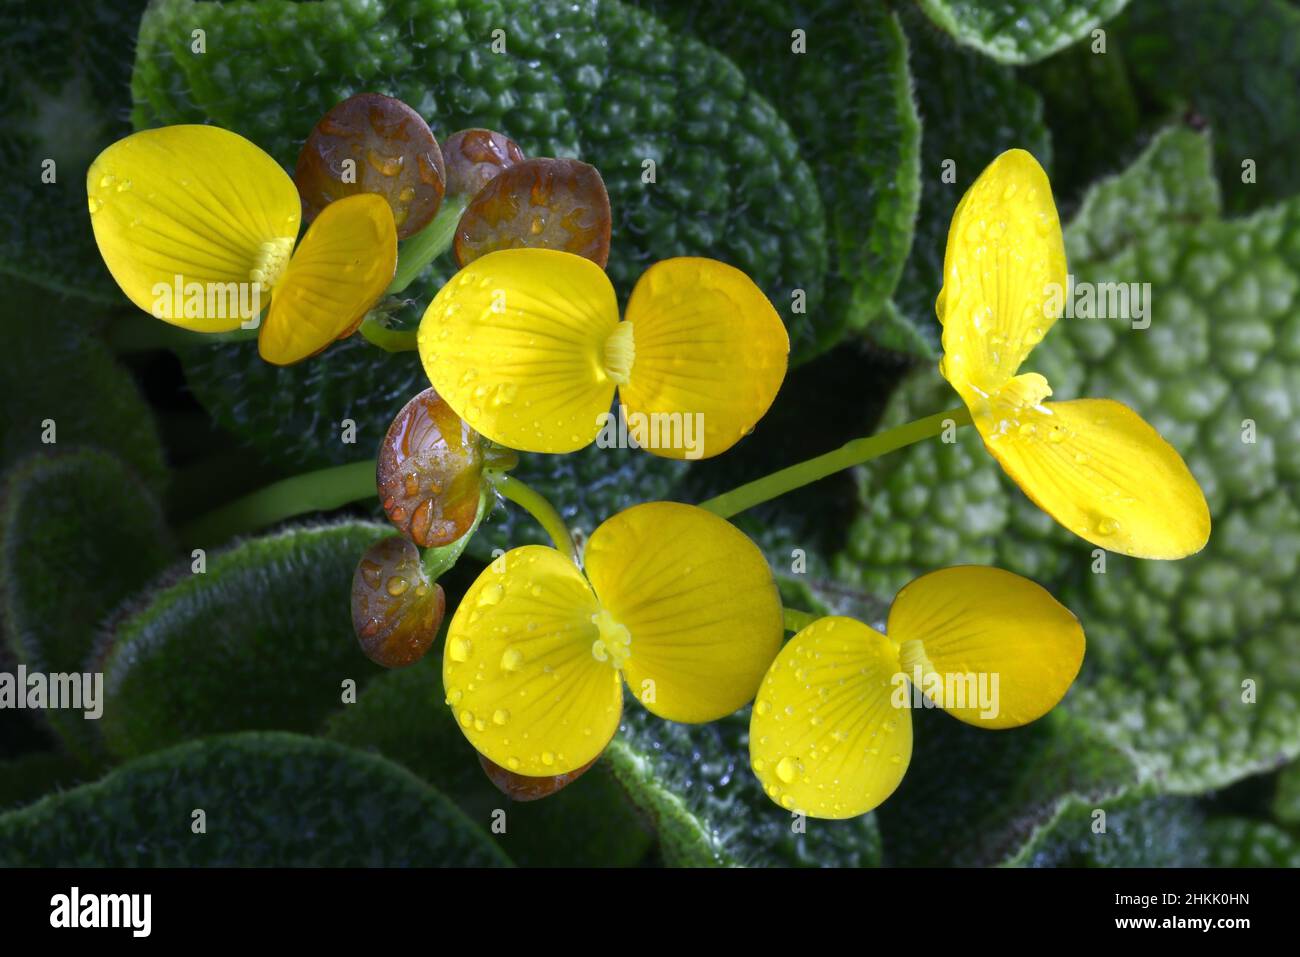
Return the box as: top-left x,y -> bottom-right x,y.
442,545 -> 623,777
887,566 -> 1085,729
750,617 -> 911,819
418,248 -> 620,453
619,258 -> 788,460
976,397 -> 1211,559
583,502 -> 783,722
87,125 -> 301,332
258,194 -> 397,366
937,149 -> 1066,401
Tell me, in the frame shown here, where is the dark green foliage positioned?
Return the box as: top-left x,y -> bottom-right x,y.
0,732 -> 510,866
100,522 -> 389,758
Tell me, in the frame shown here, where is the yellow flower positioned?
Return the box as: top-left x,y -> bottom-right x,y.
87,124 -> 397,365
751,566 -> 1084,819
938,149 -> 1210,559
418,248 -> 789,458
443,502 -> 784,776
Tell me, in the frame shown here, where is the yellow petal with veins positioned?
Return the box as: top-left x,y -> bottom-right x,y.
936,149 -> 1066,402
888,566 -> 1085,729
87,125 -> 301,332
584,502 -> 783,722
259,193 -> 397,365
619,258 -> 788,460
417,248 -> 620,453
750,617 -> 910,819
976,397 -> 1211,559
442,545 -> 622,777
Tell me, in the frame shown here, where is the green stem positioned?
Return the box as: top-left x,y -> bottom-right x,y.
181,459 -> 376,546
782,607 -> 819,633
490,472 -> 575,562
358,309 -> 419,352
386,193 -> 470,295
700,406 -> 973,519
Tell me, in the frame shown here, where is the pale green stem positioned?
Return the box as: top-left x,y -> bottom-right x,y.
700,407 -> 973,519
782,607 -> 819,633
489,471 -> 576,563
387,193 -> 470,295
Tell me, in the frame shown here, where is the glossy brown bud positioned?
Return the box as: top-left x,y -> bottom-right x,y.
295,92 -> 445,239
454,157 -> 611,268
351,536 -> 445,668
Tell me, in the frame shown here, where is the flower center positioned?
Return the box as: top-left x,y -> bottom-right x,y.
249,237 -> 296,291
602,321 -> 635,386
897,638 -> 934,679
590,608 -> 631,669
978,371 -> 1055,442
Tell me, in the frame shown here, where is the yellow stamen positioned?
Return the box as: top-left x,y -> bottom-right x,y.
249,237 -> 295,291
590,608 -> 632,668
602,321 -> 635,386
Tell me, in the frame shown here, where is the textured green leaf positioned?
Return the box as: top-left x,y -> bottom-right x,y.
324,656 -> 655,866
1012,792 -> 1210,867
0,732 -> 510,866
1,448 -> 172,759
1115,0 -> 1300,214
840,128 -> 1300,794
0,0 -> 147,302
135,0 -> 834,480
916,0 -> 1131,65
607,706 -> 882,866
100,521 -> 390,758
642,0 -> 921,347
876,709 -> 1138,866
1204,818 -> 1300,867
1273,760 -> 1300,826
0,277 -> 166,491
877,8 -> 1052,355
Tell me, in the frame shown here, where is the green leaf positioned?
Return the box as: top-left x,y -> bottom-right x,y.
916,0 -> 1132,65
1273,760 -> 1300,826
1,448 -> 172,759
324,656 -> 655,866
1204,818 -> 1300,867
1115,0 -> 1300,214
0,277 -> 166,491
875,709 -> 1139,866
100,521 -> 391,759
643,0 -> 921,349
0,732 -> 510,866
841,128 -> 1300,794
0,0 -> 147,302
1012,792 -> 1210,867
876,8 -> 1052,356
607,706 -> 882,866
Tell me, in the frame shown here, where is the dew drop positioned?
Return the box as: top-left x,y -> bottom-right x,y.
775,756 -> 800,784
448,636 -> 472,662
